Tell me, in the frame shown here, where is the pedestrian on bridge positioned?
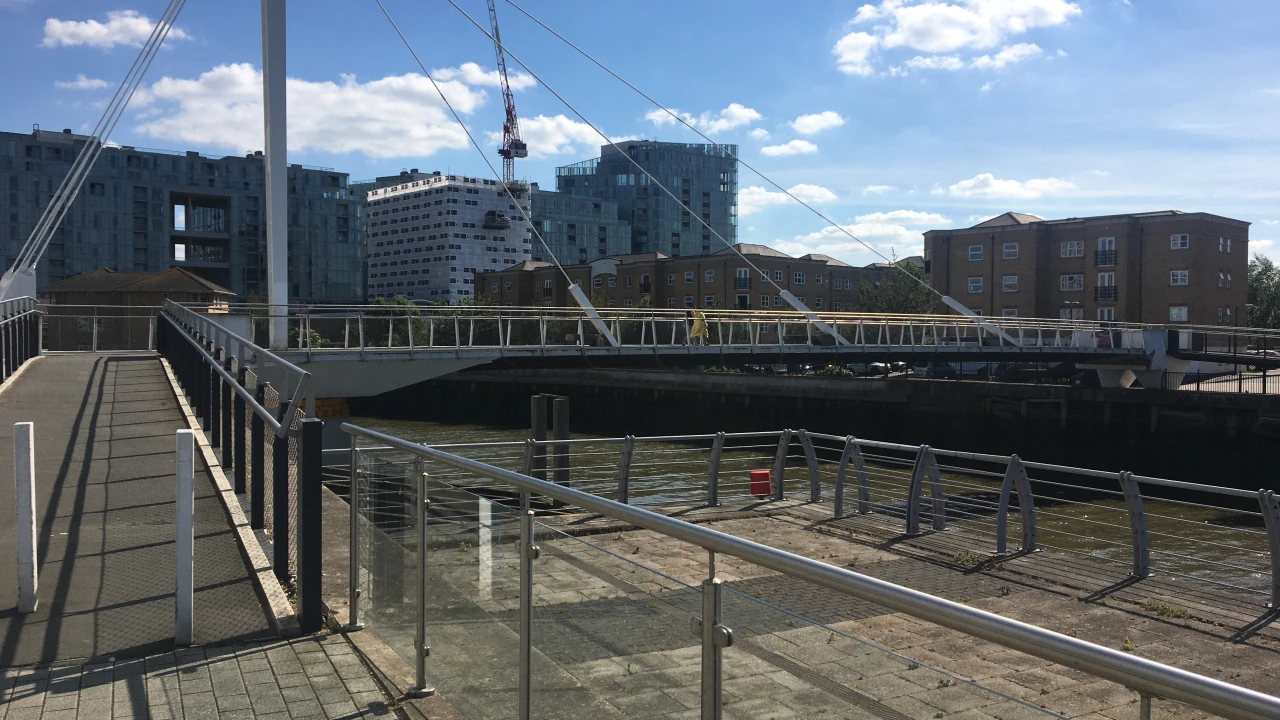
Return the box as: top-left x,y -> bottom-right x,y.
689,309 -> 709,345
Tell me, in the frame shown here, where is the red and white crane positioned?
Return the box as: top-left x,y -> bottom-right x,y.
487,0 -> 527,185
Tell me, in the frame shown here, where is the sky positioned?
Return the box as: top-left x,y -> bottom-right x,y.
1,0 -> 1278,267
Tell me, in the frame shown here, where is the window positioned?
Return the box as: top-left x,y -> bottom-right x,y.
1003,243 -> 1018,259
667,298 -> 676,308
704,295 -> 715,307
1227,307 -> 1233,323
504,281 -> 512,291
1097,272 -> 1115,287
969,245 -> 983,261
1169,305 -> 1188,322
592,277 -> 602,289
1098,237 -> 1116,251
814,273 -> 823,285
1097,307 -> 1115,321
1061,241 -> 1083,258
705,269 -> 715,283
684,296 -> 694,308
1219,271 -> 1225,288
685,271 -> 694,283
667,274 -> 675,286
1060,274 -> 1084,291
793,271 -> 805,285
1002,275 -> 1018,293
1227,272 -> 1232,288
1171,233 -> 1189,249
1001,308 -> 1018,317
624,276 -> 633,288
1218,307 -> 1224,324
1227,238 -> 1233,254
607,276 -> 616,287
1060,307 -> 1084,320
968,276 -> 983,294
773,270 -> 784,282
1170,270 -> 1189,286
736,268 -> 750,279
623,299 -> 633,307
760,295 -> 769,308
774,296 -> 783,307
1219,237 -> 1225,252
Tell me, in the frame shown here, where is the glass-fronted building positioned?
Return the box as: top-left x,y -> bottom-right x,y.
554,141 -> 738,257
0,127 -> 364,302
528,183 -> 631,265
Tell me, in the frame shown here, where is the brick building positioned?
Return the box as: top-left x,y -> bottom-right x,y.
481,244 -> 889,311
923,211 -> 1249,324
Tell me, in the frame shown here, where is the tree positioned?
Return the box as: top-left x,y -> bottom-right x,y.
856,259 -> 934,314
1248,254 -> 1280,329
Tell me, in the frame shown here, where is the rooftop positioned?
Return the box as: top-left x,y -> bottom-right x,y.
39,267 -> 233,296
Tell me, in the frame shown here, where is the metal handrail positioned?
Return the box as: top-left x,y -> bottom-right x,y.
161,300 -> 309,438
342,422 -> 1280,720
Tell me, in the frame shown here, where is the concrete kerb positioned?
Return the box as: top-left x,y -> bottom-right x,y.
158,356 -> 300,638
0,353 -> 42,398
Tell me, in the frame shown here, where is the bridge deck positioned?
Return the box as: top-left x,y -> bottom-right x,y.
0,354 -> 272,666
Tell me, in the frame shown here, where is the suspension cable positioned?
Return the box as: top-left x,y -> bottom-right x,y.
499,0 -> 939,298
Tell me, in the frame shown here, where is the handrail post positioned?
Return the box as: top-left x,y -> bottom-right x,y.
407,460 -> 434,698
221,357 -> 234,468
997,455 -> 1037,554
834,435 -> 867,519
1258,489 -> 1280,608
707,432 -> 725,507
799,429 -> 821,503
273,399 -> 292,581
175,429 -> 195,644
518,507 -> 538,718
552,397 -> 570,485
530,394 -> 547,481
14,422 -> 38,613
907,445 -> 945,534
298,418 -> 324,633
771,430 -> 790,502
210,348 -> 223,448
251,384 -> 266,529
234,367 -> 248,494
618,435 -> 635,504
345,440 -> 364,631
1119,471 -> 1151,578
697,551 -> 732,720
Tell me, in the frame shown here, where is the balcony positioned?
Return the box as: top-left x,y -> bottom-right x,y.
734,277 -> 751,290
1095,250 -> 1116,267
1095,286 -> 1118,301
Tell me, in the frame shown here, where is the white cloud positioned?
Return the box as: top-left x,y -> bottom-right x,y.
862,184 -> 897,195
433,62 -> 535,91
509,115 -> 625,158
979,81 -> 995,92
789,111 -> 846,135
748,128 -> 771,140
760,140 -> 818,157
739,184 -> 837,216
836,0 -> 1078,75
833,31 -> 879,76
854,210 -> 950,226
1056,48 -> 1069,57
775,221 -> 925,263
968,213 -> 999,224
54,74 -> 109,90
131,63 -> 488,159
946,172 -> 1076,198
42,10 -> 189,49
1253,239 -> 1274,252
643,103 -> 761,134
905,55 -> 965,71
1,0 -> 34,8
970,43 -> 1042,69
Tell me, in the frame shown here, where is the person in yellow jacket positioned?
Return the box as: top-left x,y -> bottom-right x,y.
688,309 -> 709,345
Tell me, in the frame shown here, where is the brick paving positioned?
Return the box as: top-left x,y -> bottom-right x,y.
0,635 -> 399,720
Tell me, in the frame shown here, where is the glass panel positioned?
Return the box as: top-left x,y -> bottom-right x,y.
354,446 -> 420,667
720,585 -> 1058,719
530,520 -> 702,718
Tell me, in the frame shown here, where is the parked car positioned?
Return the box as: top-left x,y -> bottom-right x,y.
912,362 -> 957,379
846,361 -> 888,376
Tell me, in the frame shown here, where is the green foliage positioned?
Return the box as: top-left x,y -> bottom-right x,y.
1248,254 -> 1280,329
809,364 -> 854,377
705,366 -> 744,374
857,260 -> 934,314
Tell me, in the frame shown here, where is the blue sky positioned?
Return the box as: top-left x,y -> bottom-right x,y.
2,0 -> 1278,265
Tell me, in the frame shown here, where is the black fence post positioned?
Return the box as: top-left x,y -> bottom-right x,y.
273,400 -> 292,581
251,384 -> 266,530
211,348 -> 223,448
234,366 -> 248,494
298,417 -> 324,634
221,358 -> 234,468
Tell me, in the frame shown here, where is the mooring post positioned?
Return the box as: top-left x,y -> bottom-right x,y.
14,422 -> 38,614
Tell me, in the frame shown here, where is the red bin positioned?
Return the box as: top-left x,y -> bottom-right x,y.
750,469 -> 772,498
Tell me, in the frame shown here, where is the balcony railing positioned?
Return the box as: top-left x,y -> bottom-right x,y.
733,277 -> 751,290
1096,249 -> 1117,266
1095,286 -> 1119,301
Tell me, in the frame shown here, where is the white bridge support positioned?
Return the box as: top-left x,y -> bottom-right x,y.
262,0 -> 289,350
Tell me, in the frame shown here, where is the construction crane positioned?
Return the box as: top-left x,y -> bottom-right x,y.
487,0 -> 527,186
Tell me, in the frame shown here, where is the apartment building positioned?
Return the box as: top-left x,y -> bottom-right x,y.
923,211 -> 1249,324
1,127 -> 363,302
364,173 -> 531,302
554,141 -> 738,256
482,243 -> 885,311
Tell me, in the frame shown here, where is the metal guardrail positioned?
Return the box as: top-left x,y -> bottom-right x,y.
1,296 -> 40,382
39,305 -> 159,352
341,422 -> 1280,720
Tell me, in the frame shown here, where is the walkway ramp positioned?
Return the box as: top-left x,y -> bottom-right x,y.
0,354 -> 272,666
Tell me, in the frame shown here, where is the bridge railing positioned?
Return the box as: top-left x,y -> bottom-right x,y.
38,304 -> 160,352
344,427 -> 1280,613
340,422 -> 1280,720
1,296 -> 40,383
222,303 -> 1154,354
